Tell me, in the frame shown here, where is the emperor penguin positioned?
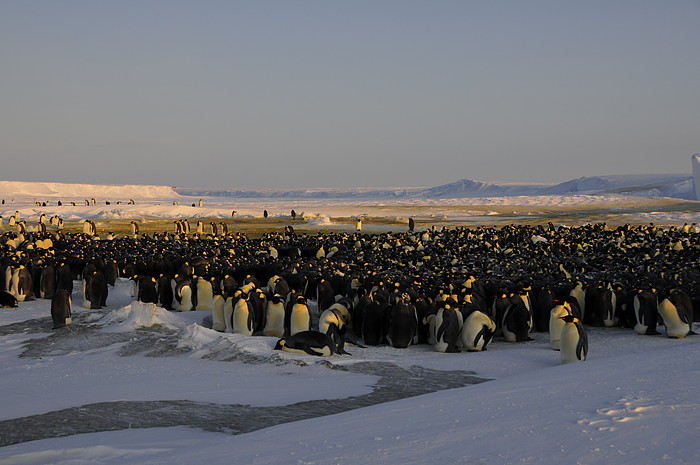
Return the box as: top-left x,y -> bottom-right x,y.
39,264 -> 56,300
211,290 -> 226,332
502,301 -> 532,342
423,311 -> 437,346
11,265 -> 33,302
459,310 -> 496,352
285,295 -> 311,336
633,288 -> 659,335
173,278 -> 194,312
50,289 -> 72,329
319,302 -> 352,336
195,276 -> 214,311
232,292 -> 255,336
658,288 -> 694,338
137,276 -> 158,304
224,289 -> 242,333
263,294 -> 286,337
157,275 -> 174,310
0,291 -> 18,308
83,270 -> 107,309
434,304 -> 463,353
361,300 -> 386,346
559,315 -> 588,364
569,280 -> 586,320
274,330 -> 338,357
386,296 -> 418,349
549,301 -> 572,350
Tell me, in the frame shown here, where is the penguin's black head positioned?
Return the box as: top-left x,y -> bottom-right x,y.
274,339 -> 286,350
560,315 -> 578,324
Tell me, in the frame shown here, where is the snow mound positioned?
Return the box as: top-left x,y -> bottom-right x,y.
307,215 -> 335,226
98,302 -> 183,332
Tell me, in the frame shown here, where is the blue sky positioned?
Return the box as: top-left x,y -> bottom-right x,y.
1,1 -> 698,189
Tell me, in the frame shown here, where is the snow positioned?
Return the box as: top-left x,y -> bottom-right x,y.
1,282 -> 699,464
2,183 -> 698,229
0,181 -> 179,202
1,179 -> 700,465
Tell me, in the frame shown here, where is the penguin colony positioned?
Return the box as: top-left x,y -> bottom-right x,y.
1,218 -> 699,362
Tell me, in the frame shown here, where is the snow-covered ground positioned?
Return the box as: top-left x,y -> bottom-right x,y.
1,277 -> 699,465
0,180 -> 699,465
1,178 -> 698,230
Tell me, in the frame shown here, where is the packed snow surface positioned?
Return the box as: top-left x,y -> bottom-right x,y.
1,279 -> 699,465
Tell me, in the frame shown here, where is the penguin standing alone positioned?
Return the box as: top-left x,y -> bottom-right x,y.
559,315 -> 588,364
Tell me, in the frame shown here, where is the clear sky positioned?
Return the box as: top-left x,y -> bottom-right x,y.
1,1 -> 699,189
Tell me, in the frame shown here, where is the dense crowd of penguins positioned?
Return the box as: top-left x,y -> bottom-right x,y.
1,217 -> 699,361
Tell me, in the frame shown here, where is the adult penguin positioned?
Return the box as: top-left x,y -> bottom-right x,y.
194,276 -> 214,311
633,288 -> 659,335
83,270 -> 107,309
434,304 -> 463,353
316,278 -> 335,314
212,290 -> 226,331
157,274 -> 174,310
414,297 -> 435,344
224,289 -> 242,333
559,315 -> 588,364
569,279 -> 586,321
386,295 -> 418,348
592,283 -> 617,327
220,274 -> 238,298
564,295 -> 582,320
249,289 -> 267,332
104,259 -> 119,287
0,291 -> 18,308
492,290 -> 512,337
285,294 -> 311,337
173,277 -> 194,312
658,288 -> 694,338
549,301 -> 572,350
232,291 -> 255,336
12,265 -> 33,302
459,310 -> 496,352
533,286 -> 555,332
502,301 -> 532,342
361,300 -> 386,346
50,289 -> 72,329
39,264 -> 57,300
55,263 -> 73,294
268,275 -> 290,299
137,276 -> 158,304
318,303 -> 351,336
274,330 -> 338,357
263,294 -> 286,337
